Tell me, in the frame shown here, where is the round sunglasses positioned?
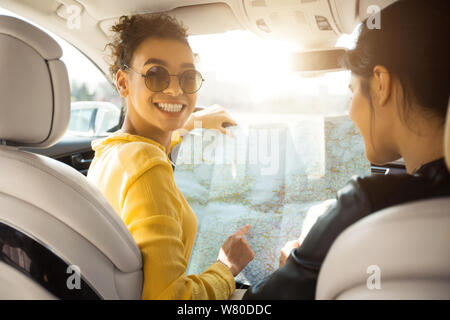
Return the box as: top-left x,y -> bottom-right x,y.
124,65 -> 205,94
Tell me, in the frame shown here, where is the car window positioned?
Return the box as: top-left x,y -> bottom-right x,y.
190,30 -> 355,115
68,108 -> 95,133
62,42 -> 122,137
174,30 -> 371,285
0,7 -> 123,138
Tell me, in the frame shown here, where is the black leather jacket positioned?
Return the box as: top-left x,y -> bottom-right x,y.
243,158 -> 450,300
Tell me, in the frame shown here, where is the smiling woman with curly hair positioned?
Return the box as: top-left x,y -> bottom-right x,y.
87,13 -> 254,300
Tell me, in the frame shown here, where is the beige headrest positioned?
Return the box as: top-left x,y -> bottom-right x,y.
445,98 -> 450,170
0,15 -> 70,148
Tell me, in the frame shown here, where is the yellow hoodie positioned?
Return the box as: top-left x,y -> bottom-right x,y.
87,131 -> 235,299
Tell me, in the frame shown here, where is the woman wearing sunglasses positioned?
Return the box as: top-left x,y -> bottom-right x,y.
87,13 -> 254,300
243,0 -> 450,299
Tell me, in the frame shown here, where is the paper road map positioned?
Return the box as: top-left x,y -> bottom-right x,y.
173,114 -> 371,285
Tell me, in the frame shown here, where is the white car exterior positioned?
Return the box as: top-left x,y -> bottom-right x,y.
67,101 -> 121,137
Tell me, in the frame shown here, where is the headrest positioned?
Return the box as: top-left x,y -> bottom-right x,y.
0,15 -> 70,148
445,98 -> 450,170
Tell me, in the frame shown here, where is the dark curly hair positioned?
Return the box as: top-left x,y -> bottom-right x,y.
105,13 -> 191,80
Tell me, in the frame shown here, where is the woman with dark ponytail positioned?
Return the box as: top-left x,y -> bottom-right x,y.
244,0 -> 450,299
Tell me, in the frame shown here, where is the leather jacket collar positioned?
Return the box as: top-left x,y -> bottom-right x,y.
414,158 -> 450,184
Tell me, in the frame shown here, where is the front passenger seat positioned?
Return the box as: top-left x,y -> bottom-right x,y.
0,15 -> 143,299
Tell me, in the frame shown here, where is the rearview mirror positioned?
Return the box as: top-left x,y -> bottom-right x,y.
290,48 -> 347,76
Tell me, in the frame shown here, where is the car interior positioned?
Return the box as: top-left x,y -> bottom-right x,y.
0,0 -> 448,300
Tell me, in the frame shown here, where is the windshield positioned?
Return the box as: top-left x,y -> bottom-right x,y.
191,30 -> 352,115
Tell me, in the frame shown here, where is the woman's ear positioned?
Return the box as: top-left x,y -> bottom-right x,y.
372,65 -> 391,107
116,69 -> 129,98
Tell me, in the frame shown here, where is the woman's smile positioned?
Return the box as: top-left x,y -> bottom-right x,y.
152,100 -> 188,117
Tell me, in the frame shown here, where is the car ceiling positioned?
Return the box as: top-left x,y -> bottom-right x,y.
0,0 -> 395,81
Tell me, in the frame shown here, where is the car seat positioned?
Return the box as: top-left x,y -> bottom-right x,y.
0,15 -> 142,299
